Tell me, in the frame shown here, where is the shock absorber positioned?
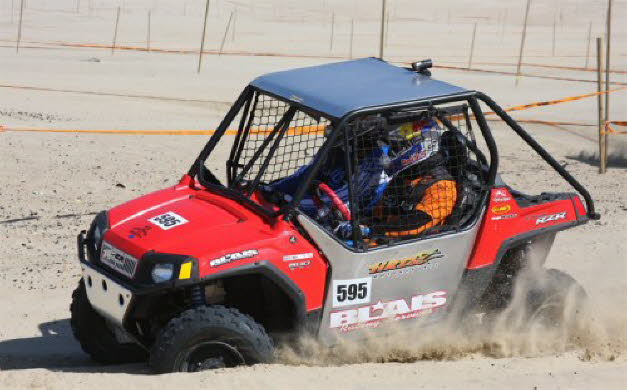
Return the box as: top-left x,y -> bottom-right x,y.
190,285 -> 206,307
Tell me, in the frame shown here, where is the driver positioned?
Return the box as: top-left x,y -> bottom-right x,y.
337,119 -> 458,241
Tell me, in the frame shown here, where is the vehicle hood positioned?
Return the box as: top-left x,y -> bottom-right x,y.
104,183 -> 276,261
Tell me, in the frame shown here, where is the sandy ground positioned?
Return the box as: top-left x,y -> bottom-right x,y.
1,0 -> 626,389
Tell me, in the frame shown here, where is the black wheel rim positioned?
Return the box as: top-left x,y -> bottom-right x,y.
180,341 -> 245,372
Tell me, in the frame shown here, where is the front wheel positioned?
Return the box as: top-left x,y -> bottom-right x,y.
149,305 -> 274,373
70,280 -> 147,364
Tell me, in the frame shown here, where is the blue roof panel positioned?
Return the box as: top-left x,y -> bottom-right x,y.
250,58 -> 467,118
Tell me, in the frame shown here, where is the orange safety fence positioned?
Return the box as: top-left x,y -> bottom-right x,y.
604,121 -> 627,135
1,88 -> 625,135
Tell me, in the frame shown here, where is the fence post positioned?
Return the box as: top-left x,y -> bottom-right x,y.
515,0 -> 532,85
596,37 -> 606,174
16,0 -> 24,53
349,18 -> 354,59
329,12 -> 334,53
604,0 -> 612,156
378,0 -> 386,59
147,10 -> 151,52
197,0 -> 211,73
218,11 -> 234,55
111,6 -> 120,55
551,12 -> 556,56
584,21 -> 592,69
468,22 -> 477,69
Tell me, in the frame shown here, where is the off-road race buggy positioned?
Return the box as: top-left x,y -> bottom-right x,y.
72,58 -> 599,373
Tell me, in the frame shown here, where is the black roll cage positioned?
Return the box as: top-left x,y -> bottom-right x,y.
188,86 -> 599,231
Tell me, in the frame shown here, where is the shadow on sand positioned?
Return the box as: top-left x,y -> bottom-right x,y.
0,319 -> 148,373
566,151 -> 627,168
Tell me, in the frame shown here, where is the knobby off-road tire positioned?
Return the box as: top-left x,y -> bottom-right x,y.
525,268 -> 587,327
70,280 -> 147,364
149,305 -> 274,373
485,267 -> 587,330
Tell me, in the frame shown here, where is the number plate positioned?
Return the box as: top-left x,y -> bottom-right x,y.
149,211 -> 188,230
100,241 -> 139,278
332,277 -> 372,308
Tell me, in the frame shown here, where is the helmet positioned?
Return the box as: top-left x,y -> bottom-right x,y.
385,119 -> 441,176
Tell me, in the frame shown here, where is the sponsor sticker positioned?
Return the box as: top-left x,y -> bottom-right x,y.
128,225 -> 152,239
283,253 -> 314,262
209,249 -> 258,268
491,214 -> 518,221
535,211 -> 567,225
368,249 -> 443,275
492,204 -> 512,215
494,197 -> 512,202
494,189 -> 509,197
332,278 -> 372,308
149,212 -> 188,230
330,291 -> 447,332
288,260 -> 311,270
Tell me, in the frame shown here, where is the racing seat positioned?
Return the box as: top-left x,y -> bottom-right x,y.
440,129 -> 485,228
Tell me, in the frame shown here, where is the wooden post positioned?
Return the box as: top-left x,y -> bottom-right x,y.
231,8 -> 236,41
147,10 -> 151,52
349,18 -> 354,59
111,6 -> 120,55
218,11 -> 234,55
16,0 -> 24,53
596,37 -> 606,174
384,7 -> 389,46
604,0 -> 612,137
329,12 -> 334,52
551,12 -> 556,56
584,21 -> 592,69
515,0 -> 532,85
378,0 -> 386,59
468,22 -> 477,69
501,8 -> 507,42
197,0 -> 211,73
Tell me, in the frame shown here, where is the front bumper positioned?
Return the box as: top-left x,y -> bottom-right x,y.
81,263 -> 133,327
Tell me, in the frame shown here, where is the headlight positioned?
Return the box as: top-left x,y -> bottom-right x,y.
151,263 -> 174,283
86,211 -> 109,262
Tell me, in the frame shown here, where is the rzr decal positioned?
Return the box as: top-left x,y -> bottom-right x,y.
332,278 -> 372,308
492,204 -> 512,215
330,291 -> 447,332
368,249 -> 443,275
128,225 -> 152,239
149,211 -> 188,230
209,249 -> 258,268
535,211 -> 567,225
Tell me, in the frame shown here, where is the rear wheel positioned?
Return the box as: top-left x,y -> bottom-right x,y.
149,305 -> 274,373
484,267 -> 587,329
70,280 -> 147,364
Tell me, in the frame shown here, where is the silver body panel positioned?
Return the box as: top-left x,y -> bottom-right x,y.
298,213 -> 483,344
81,264 -> 132,327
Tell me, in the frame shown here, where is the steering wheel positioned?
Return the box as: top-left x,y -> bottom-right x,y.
314,182 -> 351,223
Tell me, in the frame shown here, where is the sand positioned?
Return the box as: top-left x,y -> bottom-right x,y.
1,0 -> 626,388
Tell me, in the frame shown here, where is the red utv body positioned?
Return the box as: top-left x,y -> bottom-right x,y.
72,58 -> 597,373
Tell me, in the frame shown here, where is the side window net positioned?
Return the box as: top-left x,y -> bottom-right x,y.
347,106 -> 488,247
229,93 -> 330,188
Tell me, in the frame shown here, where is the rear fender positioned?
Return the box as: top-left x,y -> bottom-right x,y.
466,187 -> 588,270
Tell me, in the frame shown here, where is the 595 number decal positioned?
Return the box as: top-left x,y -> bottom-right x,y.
332,278 -> 372,307
149,212 -> 189,230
